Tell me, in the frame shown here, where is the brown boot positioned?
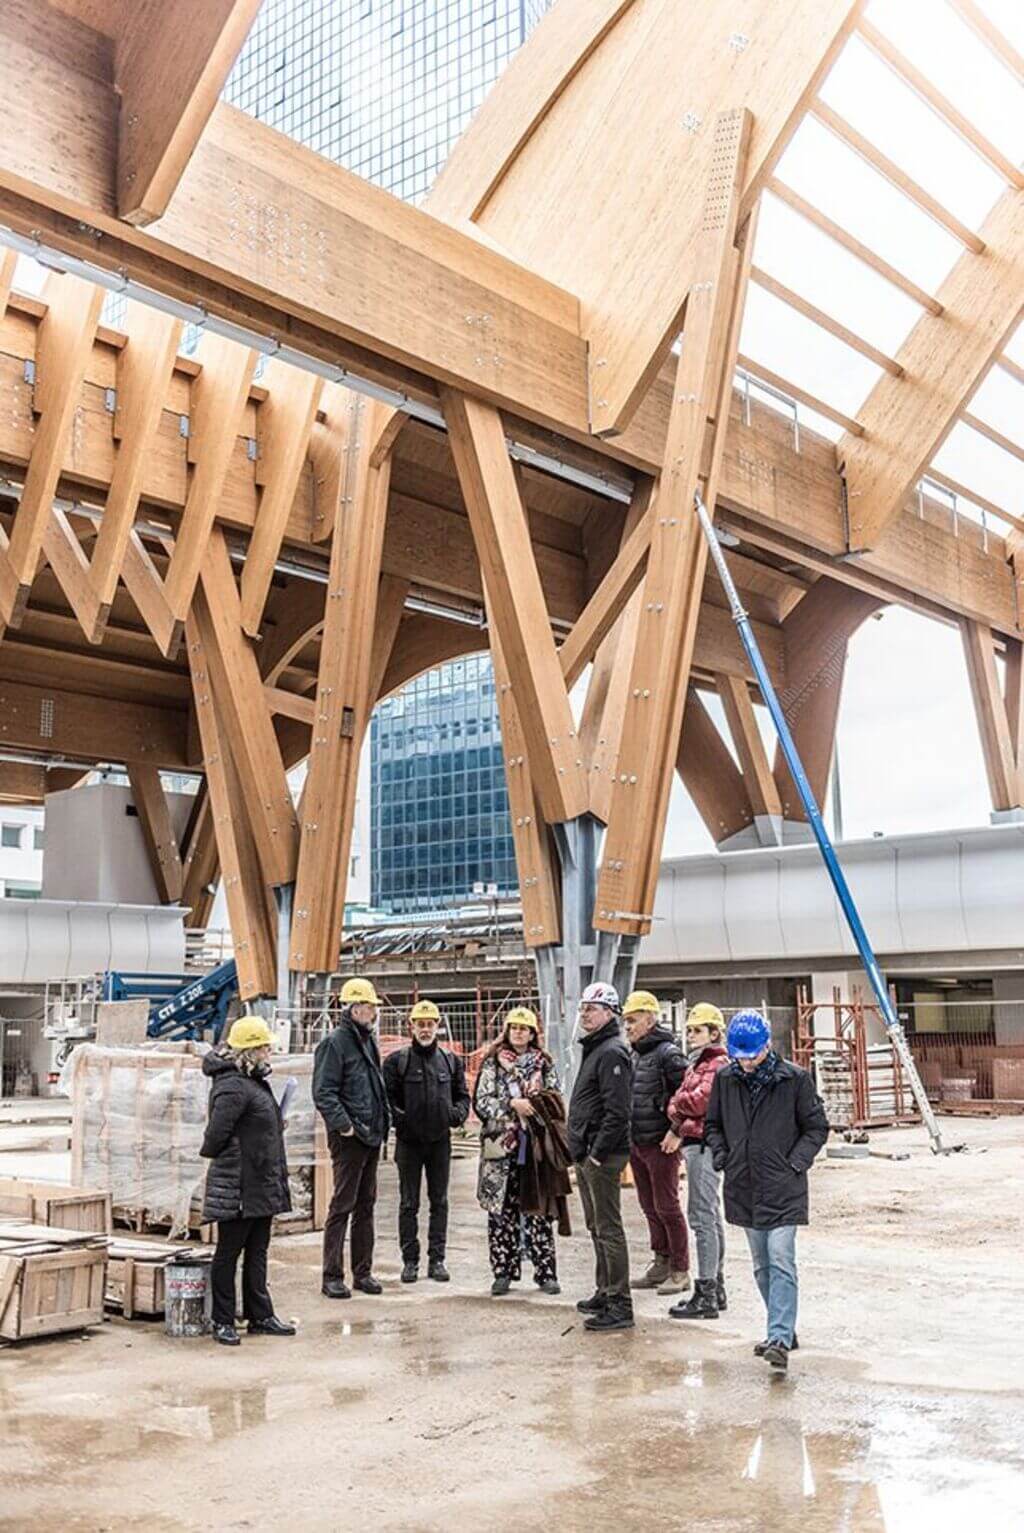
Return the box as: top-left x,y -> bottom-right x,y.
630,1256 -> 670,1289
657,1269 -> 692,1296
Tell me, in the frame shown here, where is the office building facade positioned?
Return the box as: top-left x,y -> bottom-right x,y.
226,0 -> 550,203
370,655 -> 517,915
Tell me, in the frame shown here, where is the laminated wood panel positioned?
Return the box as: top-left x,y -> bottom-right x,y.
595,111 -> 753,935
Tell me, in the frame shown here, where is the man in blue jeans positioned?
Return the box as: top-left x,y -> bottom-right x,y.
704,1011 -> 828,1374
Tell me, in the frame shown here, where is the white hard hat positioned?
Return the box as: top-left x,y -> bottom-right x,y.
581,981 -> 621,1010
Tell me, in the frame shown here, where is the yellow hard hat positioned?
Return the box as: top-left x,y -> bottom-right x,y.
506,1006 -> 539,1031
686,1002 -> 725,1030
340,977 -> 380,1006
227,1015 -> 275,1051
623,990 -> 661,1018
410,999 -> 440,1022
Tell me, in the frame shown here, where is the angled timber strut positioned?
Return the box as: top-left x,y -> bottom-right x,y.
0,0 -> 1020,1009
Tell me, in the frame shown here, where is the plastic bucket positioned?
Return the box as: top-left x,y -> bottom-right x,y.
164,1256 -> 213,1337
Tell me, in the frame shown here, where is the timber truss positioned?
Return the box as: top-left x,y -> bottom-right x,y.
1,1 -> 1023,1054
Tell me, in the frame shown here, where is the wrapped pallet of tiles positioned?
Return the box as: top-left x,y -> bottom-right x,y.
59,1043 -> 328,1239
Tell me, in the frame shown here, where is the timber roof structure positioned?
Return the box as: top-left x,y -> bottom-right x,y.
0,0 -> 1022,992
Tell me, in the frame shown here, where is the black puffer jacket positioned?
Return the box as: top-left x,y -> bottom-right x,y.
383,1040 -> 471,1143
629,1025 -> 687,1146
567,1018 -> 632,1164
704,1059 -> 828,1229
312,1010 -> 390,1148
200,1050 -> 291,1222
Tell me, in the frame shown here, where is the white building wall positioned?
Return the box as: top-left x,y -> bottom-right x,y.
0,804 -> 44,897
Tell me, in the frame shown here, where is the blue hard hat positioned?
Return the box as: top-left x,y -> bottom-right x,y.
726,1010 -> 771,1059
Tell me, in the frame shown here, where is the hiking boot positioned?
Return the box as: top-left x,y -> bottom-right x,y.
584,1297 -> 635,1332
576,1291 -> 607,1314
668,1279 -> 719,1320
630,1256 -> 670,1290
537,1278 -> 561,1295
401,1263 -> 419,1284
427,1260 -> 450,1283
754,1332 -> 798,1356
716,1273 -> 728,1312
212,1323 -> 241,1346
248,1316 -> 296,1336
762,1341 -> 789,1374
656,1269 -> 691,1297
491,1276 -> 512,1296
321,1279 -> 351,1300
353,1275 -> 383,1295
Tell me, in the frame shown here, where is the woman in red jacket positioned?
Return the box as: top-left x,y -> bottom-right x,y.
665,1003 -> 730,1320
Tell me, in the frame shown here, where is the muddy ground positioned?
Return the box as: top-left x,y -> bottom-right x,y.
2,1115 -> 1022,1531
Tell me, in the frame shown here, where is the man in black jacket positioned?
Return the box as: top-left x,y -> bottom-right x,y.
313,977 -> 390,1298
383,998 -> 470,1285
568,981 -> 634,1332
705,1011 -> 829,1373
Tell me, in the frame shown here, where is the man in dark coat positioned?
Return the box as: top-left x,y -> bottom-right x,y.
622,990 -> 689,1295
568,981 -> 634,1332
313,977 -> 390,1298
200,1015 -> 295,1346
383,998 -> 470,1284
705,1010 -> 829,1373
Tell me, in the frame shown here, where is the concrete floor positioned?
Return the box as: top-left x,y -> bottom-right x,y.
1,1117 -> 1023,1531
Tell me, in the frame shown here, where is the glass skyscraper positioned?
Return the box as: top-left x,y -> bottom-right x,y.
371,655 -> 517,914
224,1 -> 551,915
226,0 -> 550,204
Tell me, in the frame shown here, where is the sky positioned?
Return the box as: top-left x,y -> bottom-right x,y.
10,0 -> 1024,867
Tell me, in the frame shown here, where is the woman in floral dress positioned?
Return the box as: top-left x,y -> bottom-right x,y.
474,1006 -> 563,1296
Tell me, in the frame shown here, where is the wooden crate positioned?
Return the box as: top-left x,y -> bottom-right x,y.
0,1177 -> 112,1234
0,1224 -> 107,1343
106,1238 -> 198,1317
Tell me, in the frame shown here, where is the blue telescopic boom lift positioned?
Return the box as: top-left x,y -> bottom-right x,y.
693,490 -> 953,1154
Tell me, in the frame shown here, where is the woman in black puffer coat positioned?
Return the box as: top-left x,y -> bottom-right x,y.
200,1016 -> 295,1346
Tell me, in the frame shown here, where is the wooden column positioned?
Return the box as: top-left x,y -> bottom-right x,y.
186,618 -> 277,999
290,389 -> 394,973
716,673 -> 783,840
961,620 -> 1023,813
676,686 -> 754,845
442,389 -> 587,825
180,787 -> 219,928
484,583 -> 561,948
595,109 -> 753,936
576,481 -> 654,825
127,764 -> 184,904
191,528 -> 299,888
773,578 -> 884,822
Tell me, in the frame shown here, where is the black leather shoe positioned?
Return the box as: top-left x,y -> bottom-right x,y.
248,1316 -> 296,1336
754,1332 -> 798,1356
427,1261 -> 450,1283
537,1279 -> 561,1296
576,1291 -> 606,1314
401,1263 -> 419,1284
321,1279 -> 351,1300
491,1276 -> 511,1296
353,1275 -> 383,1295
584,1300 -> 635,1332
762,1341 -> 789,1374
212,1323 -> 240,1346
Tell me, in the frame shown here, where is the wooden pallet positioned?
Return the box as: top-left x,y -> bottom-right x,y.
0,1222 -> 107,1343
0,1177 -> 112,1234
